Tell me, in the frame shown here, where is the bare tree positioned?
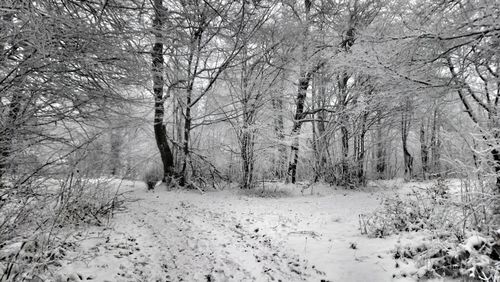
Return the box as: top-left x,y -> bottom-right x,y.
151,0 -> 175,182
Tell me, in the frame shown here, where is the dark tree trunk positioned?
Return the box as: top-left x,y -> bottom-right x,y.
152,0 -> 174,182
491,147 -> 500,219
180,94 -> 191,186
340,122 -> 349,185
420,122 -> 429,179
492,149 -> 500,191
375,116 -> 386,179
355,112 -> 367,186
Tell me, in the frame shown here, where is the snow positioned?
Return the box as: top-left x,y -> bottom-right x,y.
53,180 -> 451,281
462,235 -> 487,253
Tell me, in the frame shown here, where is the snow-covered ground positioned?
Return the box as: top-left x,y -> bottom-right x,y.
54,180 -> 442,282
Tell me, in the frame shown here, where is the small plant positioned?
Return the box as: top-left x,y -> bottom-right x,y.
142,165 -> 162,191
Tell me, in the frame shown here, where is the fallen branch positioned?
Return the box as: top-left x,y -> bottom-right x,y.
188,181 -> 205,195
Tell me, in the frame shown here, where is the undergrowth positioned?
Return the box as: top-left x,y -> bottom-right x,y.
0,174 -> 126,281
239,186 -> 292,198
359,179 -> 500,281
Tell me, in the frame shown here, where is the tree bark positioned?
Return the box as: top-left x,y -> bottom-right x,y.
419,122 -> 429,179
401,99 -> 413,180
338,71 -> 350,186
312,74 -> 330,182
287,76 -> 310,184
375,115 -> 386,179
109,129 -> 121,176
355,112 -> 367,186
152,0 -> 174,182
430,107 -> 440,176
272,96 -> 286,180
0,92 -> 22,180
286,0 -> 313,184
180,89 -> 191,186
239,53 -> 256,189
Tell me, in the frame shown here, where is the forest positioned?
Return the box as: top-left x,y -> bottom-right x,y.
0,0 -> 499,281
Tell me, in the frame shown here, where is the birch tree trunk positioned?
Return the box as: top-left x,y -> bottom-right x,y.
401,99 -> 413,180
287,0 -> 312,184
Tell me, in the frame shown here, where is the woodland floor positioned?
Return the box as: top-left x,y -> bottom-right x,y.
54,180 -> 447,282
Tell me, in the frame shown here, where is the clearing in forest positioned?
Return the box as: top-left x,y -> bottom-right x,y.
55,180 -> 419,282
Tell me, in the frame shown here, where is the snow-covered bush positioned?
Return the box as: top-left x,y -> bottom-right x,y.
239,187 -> 292,198
142,165 -> 162,190
393,231 -> 500,281
0,174 -> 125,281
362,179 -> 500,281
58,178 -> 124,226
360,182 -> 457,238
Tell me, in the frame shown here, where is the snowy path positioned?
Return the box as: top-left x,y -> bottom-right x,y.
58,182 -> 411,282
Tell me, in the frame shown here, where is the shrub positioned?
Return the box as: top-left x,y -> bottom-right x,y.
361,179 -> 500,281
142,165 -> 162,190
393,232 -> 500,281
239,187 -> 292,198
360,187 -> 455,238
0,174 -> 125,281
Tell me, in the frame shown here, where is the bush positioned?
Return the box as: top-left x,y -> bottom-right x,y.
239,186 -> 292,198
0,174 -> 125,281
142,165 -> 163,190
393,232 -> 500,281
60,178 -> 125,226
359,184 -> 456,238
361,179 -> 500,281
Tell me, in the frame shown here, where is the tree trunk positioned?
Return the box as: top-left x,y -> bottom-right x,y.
355,112 -> 367,186
491,146 -> 500,221
109,129 -> 121,176
0,93 -> 22,180
338,72 -> 350,186
287,76 -> 309,183
272,96 -> 286,180
240,54 -> 256,189
340,122 -> 349,185
430,107 -> 440,176
312,74 -> 329,182
401,100 -> 413,180
172,96 -> 184,169
241,129 -> 255,189
286,0 -> 312,184
375,115 -> 386,179
419,122 -> 429,179
152,0 -> 174,182
180,93 -> 191,186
